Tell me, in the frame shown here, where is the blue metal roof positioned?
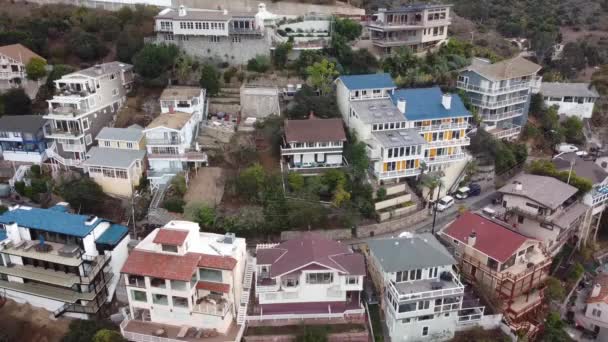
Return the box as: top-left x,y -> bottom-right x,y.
338,73 -> 396,90
48,204 -> 69,212
0,207 -> 104,238
390,87 -> 471,121
0,229 -> 6,242
96,224 -> 129,246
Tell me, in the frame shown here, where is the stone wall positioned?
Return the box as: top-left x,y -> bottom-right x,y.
470,163 -> 496,191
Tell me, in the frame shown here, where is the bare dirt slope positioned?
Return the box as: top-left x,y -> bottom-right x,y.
0,299 -> 72,342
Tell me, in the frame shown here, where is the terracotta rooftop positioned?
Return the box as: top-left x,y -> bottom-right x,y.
284,117 -> 346,143
196,281 -> 231,294
153,228 -> 189,246
0,44 -> 45,64
197,254 -> 237,270
588,273 -> 608,304
256,232 -> 365,277
442,212 -> 531,263
121,250 -> 199,281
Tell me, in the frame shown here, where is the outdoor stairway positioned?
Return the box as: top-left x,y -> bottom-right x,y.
237,255 -> 255,325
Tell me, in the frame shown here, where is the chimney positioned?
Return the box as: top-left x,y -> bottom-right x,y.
514,181 -> 523,191
258,3 -> 266,12
467,231 -> 477,247
223,9 -> 228,15
178,5 -> 187,17
592,283 -> 602,298
94,65 -> 103,75
85,215 -> 98,226
397,98 -> 406,114
442,94 -> 452,110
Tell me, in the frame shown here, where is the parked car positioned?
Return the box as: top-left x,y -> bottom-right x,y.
555,143 -> 579,153
454,187 -> 470,200
468,183 -> 481,196
436,196 -> 454,212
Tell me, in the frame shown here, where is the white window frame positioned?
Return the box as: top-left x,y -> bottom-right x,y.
85,134 -> 93,145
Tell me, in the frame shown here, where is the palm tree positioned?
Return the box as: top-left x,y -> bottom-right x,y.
421,171 -> 444,207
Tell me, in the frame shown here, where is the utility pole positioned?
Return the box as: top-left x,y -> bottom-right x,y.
567,157 -> 575,185
431,181 -> 442,234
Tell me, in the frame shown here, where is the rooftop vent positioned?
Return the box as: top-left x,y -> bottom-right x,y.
397,98 -> 406,114
467,231 -> 477,246
85,215 -> 98,226
222,232 -> 236,244
442,94 -> 452,110
178,5 -> 187,17
513,181 -> 523,191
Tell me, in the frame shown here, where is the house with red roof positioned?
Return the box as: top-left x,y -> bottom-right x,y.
280,113 -> 347,173
120,220 -> 247,340
251,232 -> 366,322
440,212 -> 552,337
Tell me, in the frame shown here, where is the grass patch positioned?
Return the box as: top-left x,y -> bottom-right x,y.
368,304 -> 384,342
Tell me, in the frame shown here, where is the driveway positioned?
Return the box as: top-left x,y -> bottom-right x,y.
184,167 -> 225,206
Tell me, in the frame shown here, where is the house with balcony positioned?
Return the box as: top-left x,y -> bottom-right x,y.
281,115 -> 346,173
367,233 -> 487,341
572,272 -> 608,340
0,44 -> 46,99
541,82 -> 599,120
250,232 -> 366,323
120,220 -> 246,340
336,73 -> 472,184
457,56 -> 542,140
440,212 -> 551,337
153,5 -> 271,64
82,126 -> 146,198
0,115 -> 49,163
366,4 -> 452,55
495,174 -> 590,255
44,62 -> 134,168
159,86 -> 207,121
0,203 -> 130,318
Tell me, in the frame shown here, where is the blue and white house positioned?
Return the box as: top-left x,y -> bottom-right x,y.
335,73 -> 472,184
0,203 -> 130,318
0,115 -> 49,163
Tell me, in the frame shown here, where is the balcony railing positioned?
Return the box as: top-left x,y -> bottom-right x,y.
145,137 -> 182,145
424,153 -> 467,165
470,95 -> 528,109
229,27 -> 263,35
280,145 -> 343,155
426,137 -> 470,148
416,122 -> 469,132
192,301 -> 230,316
46,106 -> 87,117
387,271 -> 464,301
45,127 -> 83,138
457,81 -> 531,95
592,186 -> 608,205
366,19 -> 450,30
489,125 -> 521,139
256,278 -> 280,293
61,142 -> 87,153
482,108 -> 524,122
374,167 -> 421,180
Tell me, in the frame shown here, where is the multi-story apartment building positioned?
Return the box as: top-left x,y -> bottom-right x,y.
366,4 -> 452,55
496,174 -> 590,255
251,233 -> 365,322
44,62 -> 134,167
153,5 -> 271,64
281,115 -> 346,173
336,73 -> 472,184
145,86 -> 208,187
367,233 -> 485,341
0,204 -> 129,318
440,212 -> 551,337
541,82 -> 600,119
0,115 -> 49,163
0,44 -> 45,96
82,126 -> 146,197
120,221 -> 246,340
458,56 -> 542,140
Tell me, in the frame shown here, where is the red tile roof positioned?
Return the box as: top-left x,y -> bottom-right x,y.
197,254 -> 237,270
153,228 -> 189,246
0,44 -> 45,64
442,212 -> 530,263
587,274 -> 608,304
196,281 -> 231,294
121,250 -> 199,281
284,118 -> 346,143
256,232 -> 365,277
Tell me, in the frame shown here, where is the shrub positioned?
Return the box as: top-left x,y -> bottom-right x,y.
247,55 -> 271,73
0,206 -> 7,215
163,197 -> 185,213
171,174 -> 187,196
14,181 -> 25,195
376,187 -> 387,201
287,173 -> 305,192
30,179 -> 47,194
29,165 -> 41,178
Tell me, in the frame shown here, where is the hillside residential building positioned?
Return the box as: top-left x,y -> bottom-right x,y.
82,126 -> 146,197
0,115 -> 49,163
335,73 -> 472,183
574,273 -> 608,340
441,212 -> 551,337
0,204 -> 130,318
496,174 -> 590,255
44,62 -> 134,168
367,234 -> 486,341
120,221 -> 246,340
153,5 -> 272,64
540,82 -> 599,119
366,4 -> 452,55
281,115 -> 346,173
0,44 -> 46,98
145,86 -> 208,188
251,233 -> 366,322
458,56 -> 542,140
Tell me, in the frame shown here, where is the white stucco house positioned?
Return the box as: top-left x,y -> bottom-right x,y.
541,82 -> 599,119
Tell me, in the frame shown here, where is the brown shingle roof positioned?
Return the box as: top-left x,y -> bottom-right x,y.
284,118 -> 346,143
0,44 -> 45,64
498,174 -> 578,209
160,86 -> 202,101
153,229 -> 189,246
196,281 -> 231,293
467,56 -> 541,81
146,112 -> 192,130
197,254 -> 237,270
121,250 -> 199,281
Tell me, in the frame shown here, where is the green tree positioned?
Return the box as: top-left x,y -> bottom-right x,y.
334,18 -> 362,41
297,326 -> 328,342
163,197 -> 185,213
247,55 -> 271,73
294,50 -> 324,77
273,42 -> 292,69
92,329 -> 125,342
236,163 -> 266,202
115,26 -> 144,63
60,178 -> 105,213
184,202 -> 216,229
261,174 -> 288,235
46,65 -> 77,90
199,63 -> 221,96
62,320 -> 117,342
531,30 -> 557,63
344,134 -> 369,179
306,59 -> 339,95
287,84 -> 340,119
561,116 -> 585,144
25,57 -> 47,80
133,43 -> 179,80
539,311 -> 572,342
68,30 -> 108,61
568,262 -> 584,282
171,174 -> 187,196
1,88 -> 32,115
287,172 -> 305,192
287,197 -> 329,229
545,276 -> 566,302
421,172 -> 444,203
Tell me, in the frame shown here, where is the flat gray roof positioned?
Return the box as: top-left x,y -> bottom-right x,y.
350,99 -> 404,124
0,115 -> 46,135
160,86 -> 203,101
499,174 -> 578,209
73,62 -> 133,79
372,129 -> 426,148
96,127 -> 143,142
541,82 -> 599,98
553,153 -> 608,185
84,147 -> 145,169
368,233 -> 455,272
156,7 -> 255,21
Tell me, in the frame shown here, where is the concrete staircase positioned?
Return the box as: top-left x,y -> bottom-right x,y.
209,86 -> 241,114
237,255 -> 255,325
